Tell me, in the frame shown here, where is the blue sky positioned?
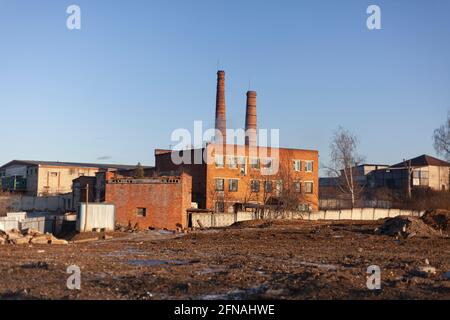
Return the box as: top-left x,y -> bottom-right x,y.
1,0 -> 449,172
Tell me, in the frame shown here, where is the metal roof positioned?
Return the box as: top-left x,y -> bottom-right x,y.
0,160 -> 153,171
390,155 -> 450,168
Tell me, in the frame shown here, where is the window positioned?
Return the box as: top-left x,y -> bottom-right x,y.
215,155 -> 224,168
251,180 -> 260,193
250,158 -> 260,170
265,181 -> 273,193
275,180 -> 283,195
262,158 -> 273,169
215,179 -> 224,191
293,160 -> 302,172
229,179 -> 238,192
227,156 -> 238,169
137,208 -> 147,217
304,182 -> 313,194
215,201 -> 225,213
50,172 -> 58,177
305,161 -> 313,172
293,181 -> 301,193
237,157 -> 247,175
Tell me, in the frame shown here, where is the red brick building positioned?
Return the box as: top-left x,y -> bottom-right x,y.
102,172 -> 192,230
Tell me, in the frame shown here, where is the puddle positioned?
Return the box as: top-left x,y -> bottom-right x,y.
21,262 -> 49,270
104,248 -> 146,257
128,259 -> 189,267
197,267 -> 227,275
201,284 -> 268,300
299,261 -> 337,271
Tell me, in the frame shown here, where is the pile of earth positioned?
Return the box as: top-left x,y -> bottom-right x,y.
375,216 -> 441,238
421,209 -> 450,234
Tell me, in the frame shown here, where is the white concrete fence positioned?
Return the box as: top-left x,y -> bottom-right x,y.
190,208 -> 424,229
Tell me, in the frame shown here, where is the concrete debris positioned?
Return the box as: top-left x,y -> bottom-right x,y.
421,209 -> 450,234
375,216 -> 441,238
413,266 -> 437,277
0,229 -> 68,245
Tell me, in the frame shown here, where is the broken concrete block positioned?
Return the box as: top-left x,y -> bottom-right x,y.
0,237 -> 6,245
414,266 -> 437,276
12,236 -> 32,245
50,238 -> 68,245
30,235 -> 51,245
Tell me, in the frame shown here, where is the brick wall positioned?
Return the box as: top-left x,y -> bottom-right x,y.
105,173 -> 192,230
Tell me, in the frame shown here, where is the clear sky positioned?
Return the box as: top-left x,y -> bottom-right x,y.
1,0 -> 449,172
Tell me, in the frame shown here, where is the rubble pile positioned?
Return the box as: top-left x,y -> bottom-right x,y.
375,216 -> 441,238
421,209 -> 450,234
0,228 -> 68,245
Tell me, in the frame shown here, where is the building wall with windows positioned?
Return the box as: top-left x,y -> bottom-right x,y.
205,144 -> 319,212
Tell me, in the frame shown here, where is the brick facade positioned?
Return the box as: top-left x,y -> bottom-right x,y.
104,173 -> 192,230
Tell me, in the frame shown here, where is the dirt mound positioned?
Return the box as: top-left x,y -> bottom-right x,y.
421,209 -> 450,233
376,216 -> 441,238
230,220 -> 274,229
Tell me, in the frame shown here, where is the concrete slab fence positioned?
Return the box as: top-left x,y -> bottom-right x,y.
189,208 -> 424,229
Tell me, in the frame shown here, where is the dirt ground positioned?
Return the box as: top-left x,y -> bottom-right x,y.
0,220 -> 449,300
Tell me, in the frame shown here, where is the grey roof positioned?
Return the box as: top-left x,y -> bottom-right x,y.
0,160 -> 153,171
390,155 -> 450,168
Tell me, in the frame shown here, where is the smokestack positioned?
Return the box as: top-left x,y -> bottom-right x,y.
215,70 -> 227,144
245,91 -> 257,146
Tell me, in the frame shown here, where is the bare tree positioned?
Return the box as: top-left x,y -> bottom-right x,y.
433,112 -> 450,161
325,127 -> 365,208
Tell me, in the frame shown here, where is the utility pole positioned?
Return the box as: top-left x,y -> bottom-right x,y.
404,159 -> 412,199
83,184 -> 89,232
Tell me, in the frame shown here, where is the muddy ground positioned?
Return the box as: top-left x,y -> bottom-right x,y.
0,220 -> 449,300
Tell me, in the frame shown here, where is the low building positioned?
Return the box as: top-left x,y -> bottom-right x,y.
0,160 -> 151,197
369,155 -> 450,191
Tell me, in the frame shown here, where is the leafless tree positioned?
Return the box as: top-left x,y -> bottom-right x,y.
325,127 -> 365,208
433,112 -> 450,161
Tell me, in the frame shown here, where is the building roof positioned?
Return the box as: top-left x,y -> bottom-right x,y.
390,155 -> 450,168
0,160 -> 153,171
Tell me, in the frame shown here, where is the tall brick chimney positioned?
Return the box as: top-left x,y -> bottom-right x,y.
215,70 -> 227,144
245,90 -> 257,146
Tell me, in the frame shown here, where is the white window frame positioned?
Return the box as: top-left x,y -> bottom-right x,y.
304,181 -> 314,194
305,161 -> 313,172
293,160 -> 302,172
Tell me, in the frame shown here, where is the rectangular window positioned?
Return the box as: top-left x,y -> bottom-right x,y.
275,180 -> 283,195
262,158 -> 273,169
305,161 -> 313,172
137,208 -> 147,217
265,181 -> 273,193
215,179 -> 225,191
237,157 -> 247,175
251,180 -> 260,193
293,160 -> 302,172
304,182 -> 313,194
250,158 -> 260,170
215,155 -> 224,168
229,179 -> 238,192
215,201 -> 225,213
227,156 -> 238,169
293,181 -> 301,193
50,172 -> 58,177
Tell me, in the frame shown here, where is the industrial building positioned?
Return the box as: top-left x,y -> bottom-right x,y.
69,70 -> 319,230
0,160 -> 151,197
